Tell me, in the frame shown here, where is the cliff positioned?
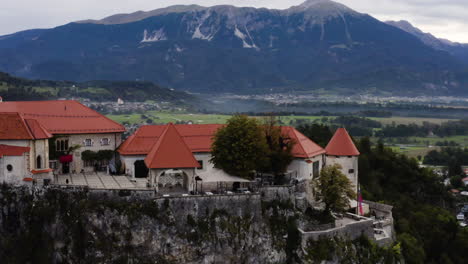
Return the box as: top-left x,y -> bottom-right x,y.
0,184 -> 398,263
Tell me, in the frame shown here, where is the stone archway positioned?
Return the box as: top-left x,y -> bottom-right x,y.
156,169 -> 189,193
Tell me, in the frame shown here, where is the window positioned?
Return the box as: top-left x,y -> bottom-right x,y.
49,161 -> 57,169
84,139 -> 93,147
84,160 -> 94,167
313,161 -> 320,178
197,160 -> 204,170
36,155 -> 42,169
349,169 -> 355,174
56,139 -> 69,151
6,164 -> 13,172
101,138 -> 110,146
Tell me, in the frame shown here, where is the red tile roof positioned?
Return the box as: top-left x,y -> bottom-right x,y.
325,128 -> 360,156
0,100 -> 125,135
0,112 -> 34,139
25,119 -> 53,139
0,112 -> 53,140
31,168 -> 53,174
119,124 -> 325,159
144,123 -> 200,169
0,144 -> 30,158
283,127 -> 327,158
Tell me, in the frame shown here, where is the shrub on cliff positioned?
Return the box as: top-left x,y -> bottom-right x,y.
313,164 -> 356,214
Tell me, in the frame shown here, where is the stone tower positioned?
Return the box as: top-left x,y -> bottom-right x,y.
325,128 -> 360,192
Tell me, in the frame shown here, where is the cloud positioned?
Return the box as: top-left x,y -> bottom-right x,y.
0,0 -> 467,42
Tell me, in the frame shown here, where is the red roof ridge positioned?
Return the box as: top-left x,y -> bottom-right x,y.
325,128 -> 360,156
24,119 -> 53,139
0,100 -> 125,135
144,123 -> 200,169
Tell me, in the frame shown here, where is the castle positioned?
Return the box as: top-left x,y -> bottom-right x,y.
0,100 -> 359,197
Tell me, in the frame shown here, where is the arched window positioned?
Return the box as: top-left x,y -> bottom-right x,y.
36,155 -> 42,169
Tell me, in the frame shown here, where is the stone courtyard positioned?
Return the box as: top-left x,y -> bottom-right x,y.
54,173 -> 150,190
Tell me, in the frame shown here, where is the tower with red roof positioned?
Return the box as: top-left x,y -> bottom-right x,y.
325,128 -> 360,192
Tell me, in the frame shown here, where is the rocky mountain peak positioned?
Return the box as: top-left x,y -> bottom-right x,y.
299,0 -> 333,8
288,0 -> 358,16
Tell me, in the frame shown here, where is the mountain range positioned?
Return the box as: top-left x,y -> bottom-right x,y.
385,20 -> 468,63
0,0 -> 467,95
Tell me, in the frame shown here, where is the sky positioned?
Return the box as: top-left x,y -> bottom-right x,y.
1,0 -> 467,43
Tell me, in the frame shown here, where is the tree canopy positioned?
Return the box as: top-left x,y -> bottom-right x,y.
259,116 -> 295,182
210,115 -> 269,178
356,137 -> 468,264
314,164 -> 356,214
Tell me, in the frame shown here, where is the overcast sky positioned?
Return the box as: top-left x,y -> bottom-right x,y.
1,0 -> 467,43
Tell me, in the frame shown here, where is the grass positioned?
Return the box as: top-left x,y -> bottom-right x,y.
32,87 -> 59,96
371,117 -> 456,125
79,87 -> 111,95
107,112 -> 456,127
386,135 -> 468,158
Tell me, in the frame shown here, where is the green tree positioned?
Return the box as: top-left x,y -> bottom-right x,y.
314,164 -> 356,214
297,124 -> 333,148
260,116 -> 295,183
211,115 -> 269,178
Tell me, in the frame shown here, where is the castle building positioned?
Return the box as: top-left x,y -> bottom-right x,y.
0,112 -> 53,184
0,100 -> 125,184
325,128 -> 360,193
118,123 -> 334,193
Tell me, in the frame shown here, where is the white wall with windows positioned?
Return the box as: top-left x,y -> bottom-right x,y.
53,133 -> 122,174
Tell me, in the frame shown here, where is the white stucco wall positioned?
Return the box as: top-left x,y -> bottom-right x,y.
287,154 -> 325,182
30,139 -> 49,170
121,155 -> 146,178
326,155 -> 359,192
0,155 -> 29,185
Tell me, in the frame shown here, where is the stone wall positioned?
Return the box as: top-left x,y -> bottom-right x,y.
299,215 -> 374,248
260,185 -> 296,203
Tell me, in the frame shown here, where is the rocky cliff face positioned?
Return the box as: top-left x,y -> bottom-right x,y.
0,185 -> 398,263
0,185 -> 300,263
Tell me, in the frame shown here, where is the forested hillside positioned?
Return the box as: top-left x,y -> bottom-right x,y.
0,72 -> 194,102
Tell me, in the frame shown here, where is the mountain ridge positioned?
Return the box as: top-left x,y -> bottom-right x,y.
385,20 -> 468,65
0,1 -> 467,95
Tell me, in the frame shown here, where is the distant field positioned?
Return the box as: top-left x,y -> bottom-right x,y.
107,112 -> 457,126
387,135 -> 468,158
371,117 -> 457,125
